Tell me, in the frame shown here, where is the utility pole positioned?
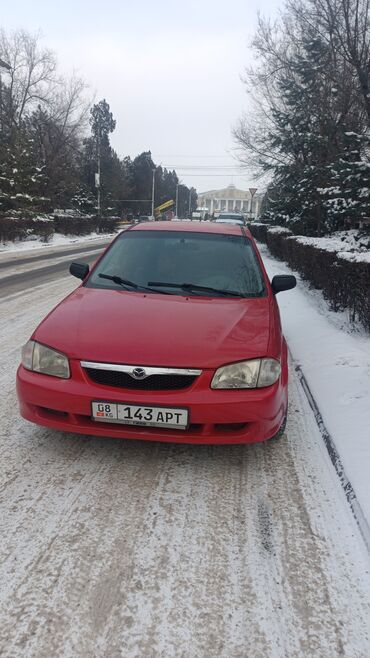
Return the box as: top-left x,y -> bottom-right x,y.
151,168 -> 156,219
175,183 -> 179,218
95,117 -> 101,217
97,117 -> 101,217
188,188 -> 192,218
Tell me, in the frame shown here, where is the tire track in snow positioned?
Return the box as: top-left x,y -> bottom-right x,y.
0,278 -> 370,657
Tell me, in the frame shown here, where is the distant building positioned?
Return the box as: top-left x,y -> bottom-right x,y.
197,184 -> 261,218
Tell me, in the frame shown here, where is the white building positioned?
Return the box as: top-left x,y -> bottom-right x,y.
197,184 -> 261,218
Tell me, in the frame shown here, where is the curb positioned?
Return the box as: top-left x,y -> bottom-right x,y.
295,363 -> 370,554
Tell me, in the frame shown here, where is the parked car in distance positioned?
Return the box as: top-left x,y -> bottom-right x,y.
215,212 -> 246,226
17,221 -> 296,445
191,207 -> 209,220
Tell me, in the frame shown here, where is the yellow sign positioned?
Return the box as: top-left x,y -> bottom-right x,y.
155,199 -> 174,213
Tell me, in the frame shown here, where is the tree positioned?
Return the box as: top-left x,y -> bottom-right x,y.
129,152 -> 157,215
0,29 -> 57,132
318,132 -> 370,224
89,99 -> 116,148
0,30 -> 198,221
0,29 -> 91,213
299,0 -> 370,124
234,0 -> 370,234
0,129 -> 48,214
87,99 -> 117,215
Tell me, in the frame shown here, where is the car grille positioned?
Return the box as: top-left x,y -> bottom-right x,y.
84,367 -> 197,390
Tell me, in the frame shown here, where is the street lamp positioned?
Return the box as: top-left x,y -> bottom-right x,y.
151,168 -> 156,219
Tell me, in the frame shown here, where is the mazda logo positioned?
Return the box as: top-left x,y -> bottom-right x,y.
130,367 -> 147,380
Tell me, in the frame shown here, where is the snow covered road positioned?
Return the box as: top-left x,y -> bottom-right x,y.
1,274 -> 370,657
0,240 -> 110,297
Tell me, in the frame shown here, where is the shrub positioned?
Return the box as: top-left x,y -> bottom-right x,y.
53,214 -> 121,235
249,223 -> 268,243
96,216 -> 121,233
53,214 -> 99,235
0,216 -> 54,243
250,224 -> 370,332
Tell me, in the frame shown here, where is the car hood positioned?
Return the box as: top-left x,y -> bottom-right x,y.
34,287 -> 272,369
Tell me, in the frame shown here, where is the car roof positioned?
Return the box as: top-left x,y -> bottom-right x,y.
129,220 -> 252,238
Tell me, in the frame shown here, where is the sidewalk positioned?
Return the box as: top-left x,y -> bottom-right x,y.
258,243 -> 370,525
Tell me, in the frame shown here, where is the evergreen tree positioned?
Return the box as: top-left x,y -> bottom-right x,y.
0,130 -> 49,215
70,185 -> 96,215
318,132 -> 370,227
84,99 -> 117,214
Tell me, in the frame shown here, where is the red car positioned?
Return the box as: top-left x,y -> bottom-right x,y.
17,221 -> 296,444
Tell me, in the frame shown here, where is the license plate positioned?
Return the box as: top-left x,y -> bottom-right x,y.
91,401 -> 189,430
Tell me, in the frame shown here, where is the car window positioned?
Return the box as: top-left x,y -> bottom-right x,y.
87,230 -> 266,297
218,214 -> 244,220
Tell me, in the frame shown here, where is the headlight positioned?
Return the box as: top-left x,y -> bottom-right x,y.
21,340 -> 70,379
211,358 -> 281,389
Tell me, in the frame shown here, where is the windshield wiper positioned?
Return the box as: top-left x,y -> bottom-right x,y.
98,273 -> 174,294
147,281 -> 246,297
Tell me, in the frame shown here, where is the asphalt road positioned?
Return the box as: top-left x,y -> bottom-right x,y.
0,242 -> 111,271
0,241 -> 110,298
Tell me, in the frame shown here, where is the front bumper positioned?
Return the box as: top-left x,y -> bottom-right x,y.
16,361 -> 287,444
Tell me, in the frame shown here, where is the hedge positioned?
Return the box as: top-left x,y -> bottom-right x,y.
250,223 -> 370,332
52,215 -> 121,235
0,216 -> 54,243
0,215 -> 122,242
53,215 -> 99,235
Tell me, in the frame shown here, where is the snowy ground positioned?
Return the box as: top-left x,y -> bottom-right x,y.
258,243 -> 370,529
0,244 -> 370,656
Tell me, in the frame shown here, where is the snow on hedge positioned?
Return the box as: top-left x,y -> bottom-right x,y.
278,229 -> 370,263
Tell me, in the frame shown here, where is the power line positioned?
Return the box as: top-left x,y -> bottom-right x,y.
163,166 -> 244,170
153,154 -> 236,158
173,173 -> 249,177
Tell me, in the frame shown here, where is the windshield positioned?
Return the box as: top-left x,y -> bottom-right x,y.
87,230 -> 266,297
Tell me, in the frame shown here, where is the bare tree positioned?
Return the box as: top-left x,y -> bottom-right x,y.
288,0 -> 370,124
234,2 -> 367,177
0,28 -> 92,208
0,29 -> 58,130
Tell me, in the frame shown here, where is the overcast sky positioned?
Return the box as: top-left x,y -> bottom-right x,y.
2,0 -> 282,194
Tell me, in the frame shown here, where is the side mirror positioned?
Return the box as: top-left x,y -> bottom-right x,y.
271,274 -> 296,294
70,261 -> 89,280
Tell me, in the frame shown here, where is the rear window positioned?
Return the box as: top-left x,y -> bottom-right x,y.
87,230 -> 266,298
